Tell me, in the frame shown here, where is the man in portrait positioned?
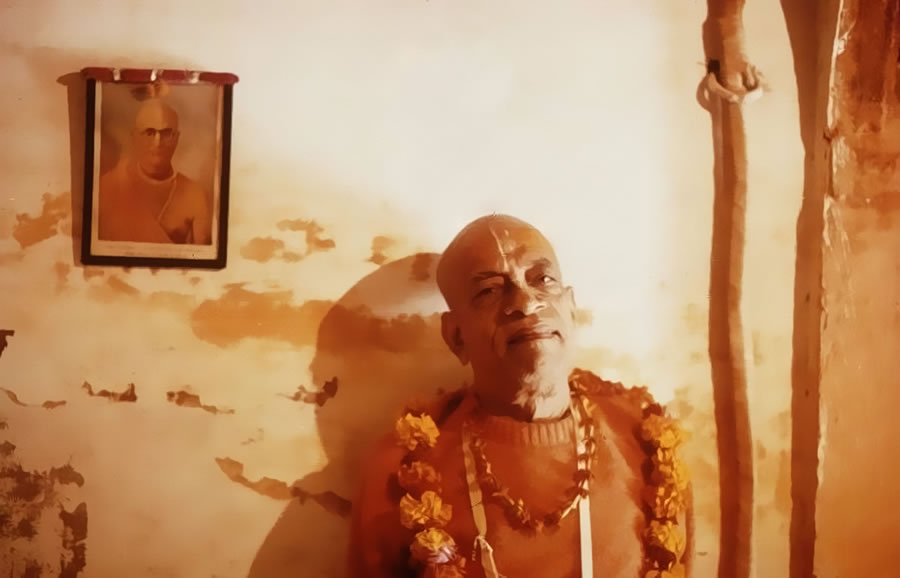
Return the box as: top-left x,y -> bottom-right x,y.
347,214 -> 693,578
97,87 -> 212,245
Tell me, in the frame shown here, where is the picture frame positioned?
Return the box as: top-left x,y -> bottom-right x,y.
80,67 -> 238,269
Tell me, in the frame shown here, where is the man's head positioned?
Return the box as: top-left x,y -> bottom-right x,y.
436,214 -> 577,409
131,98 -> 180,179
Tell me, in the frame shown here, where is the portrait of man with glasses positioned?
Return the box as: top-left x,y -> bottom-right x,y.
97,85 -> 213,246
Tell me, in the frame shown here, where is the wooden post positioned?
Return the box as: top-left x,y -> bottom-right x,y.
701,1 -> 759,577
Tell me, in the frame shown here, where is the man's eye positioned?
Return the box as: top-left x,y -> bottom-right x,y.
476,286 -> 499,297
538,275 -> 555,285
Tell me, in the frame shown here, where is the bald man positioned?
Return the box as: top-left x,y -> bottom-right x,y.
97,97 -> 212,245
347,215 -> 692,578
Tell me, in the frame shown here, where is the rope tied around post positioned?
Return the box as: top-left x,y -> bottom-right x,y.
704,64 -> 767,105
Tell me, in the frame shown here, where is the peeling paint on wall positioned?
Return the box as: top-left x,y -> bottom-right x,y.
166,390 -> 235,414
0,330 -> 14,360
0,388 -> 66,409
82,381 -> 137,402
59,502 -> 88,578
281,377 -> 339,407
0,441 -> 86,577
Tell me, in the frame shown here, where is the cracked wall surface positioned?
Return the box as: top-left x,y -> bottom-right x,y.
0,1 -> 813,576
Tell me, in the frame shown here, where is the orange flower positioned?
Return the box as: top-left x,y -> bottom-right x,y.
641,414 -> 685,449
651,453 -> 690,492
400,491 -> 452,529
645,520 -> 685,557
410,527 -> 458,565
643,483 -> 687,520
395,413 -> 440,451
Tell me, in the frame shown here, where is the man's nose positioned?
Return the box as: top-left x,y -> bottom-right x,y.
503,283 -> 546,317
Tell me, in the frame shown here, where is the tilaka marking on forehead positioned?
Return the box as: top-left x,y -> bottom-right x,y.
487,224 -> 511,268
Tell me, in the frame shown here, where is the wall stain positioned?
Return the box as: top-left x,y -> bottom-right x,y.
315,308 -> 441,355
54,262 -> 71,291
0,388 -> 66,409
574,308 -> 594,327
240,237 -> 286,263
682,303 -> 708,335
189,276 -> 202,286
368,235 -> 395,265
82,268 -> 104,280
0,441 -> 15,456
82,381 -> 137,402
191,287 -> 333,348
281,377 -> 339,407
214,457 -> 352,518
410,253 -> 434,282
193,286 -> 443,352
276,218 -> 336,254
105,276 -> 140,296
166,390 -> 235,415
12,192 -> 71,249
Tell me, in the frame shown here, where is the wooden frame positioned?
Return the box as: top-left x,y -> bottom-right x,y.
80,68 -> 238,269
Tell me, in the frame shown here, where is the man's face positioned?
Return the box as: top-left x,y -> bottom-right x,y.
132,101 -> 179,176
440,218 -> 577,390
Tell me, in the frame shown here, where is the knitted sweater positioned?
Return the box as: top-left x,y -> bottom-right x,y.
347,386 -> 686,578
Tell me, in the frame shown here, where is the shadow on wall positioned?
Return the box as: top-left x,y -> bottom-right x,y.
246,253 -> 468,578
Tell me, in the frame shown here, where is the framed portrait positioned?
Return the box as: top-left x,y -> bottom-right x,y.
80,68 -> 238,269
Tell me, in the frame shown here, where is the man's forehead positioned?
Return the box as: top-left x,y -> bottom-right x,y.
455,223 -> 560,277
135,102 -> 178,129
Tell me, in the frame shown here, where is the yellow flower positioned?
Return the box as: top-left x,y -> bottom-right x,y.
641,414 -> 685,449
400,491 -> 452,529
398,461 -> 442,494
645,520 -> 685,556
410,527 -> 458,565
645,563 -> 685,578
395,413 -> 440,451
652,454 -> 690,492
643,483 -> 687,519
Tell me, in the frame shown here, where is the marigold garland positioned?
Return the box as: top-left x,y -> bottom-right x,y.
392,373 -> 691,577
395,407 -> 468,576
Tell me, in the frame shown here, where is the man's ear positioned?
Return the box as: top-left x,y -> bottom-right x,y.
440,311 -> 469,365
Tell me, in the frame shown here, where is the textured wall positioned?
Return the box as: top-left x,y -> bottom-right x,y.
815,0 -> 900,576
0,1 -> 805,576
